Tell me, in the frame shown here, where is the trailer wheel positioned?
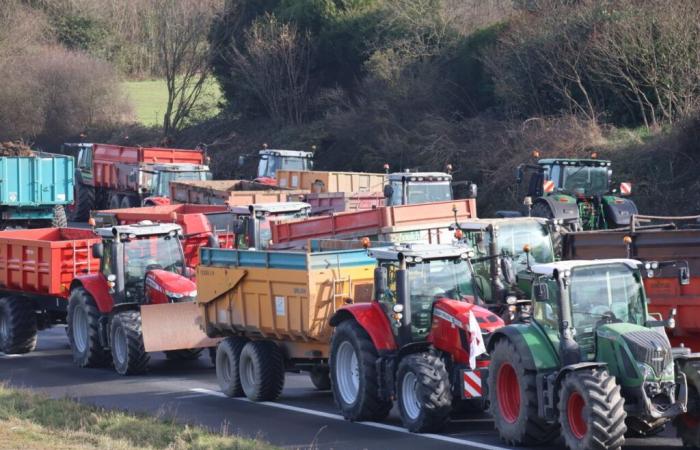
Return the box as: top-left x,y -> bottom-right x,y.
70,185 -> 95,222
216,337 -> 247,397
52,205 -> 68,228
558,368 -> 627,450
397,352 -> 452,432
164,348 -> 202,361
68,288 -> 110,367
0,296 -> 37,354
488,338 -> 559,446
310,365 -> 331,390
330,320 -> 392,421
239,340 -> 285,401
110,310 -> 149,375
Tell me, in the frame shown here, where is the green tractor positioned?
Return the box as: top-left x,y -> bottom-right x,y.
487,258 -> 700,450
517,158 -> 637,231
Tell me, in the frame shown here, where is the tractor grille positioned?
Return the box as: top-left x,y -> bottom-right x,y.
622,330 -> 672,376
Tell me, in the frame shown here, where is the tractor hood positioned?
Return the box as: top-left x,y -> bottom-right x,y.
433,299 -> 504,334
145,269 -> 197,304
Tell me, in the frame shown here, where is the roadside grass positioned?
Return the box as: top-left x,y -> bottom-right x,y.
0,384 -> 275,450
123,78 -> 221,127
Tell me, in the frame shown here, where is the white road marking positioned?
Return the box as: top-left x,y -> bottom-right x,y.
189,388 -> 510,450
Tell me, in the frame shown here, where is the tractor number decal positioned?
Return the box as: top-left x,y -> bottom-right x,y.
543,180 -> 555,193
462,370 -> 482,398
433,308 -> 463,328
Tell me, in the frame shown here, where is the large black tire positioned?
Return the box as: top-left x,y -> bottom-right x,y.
110,310 -> 149,375
238,340 -> 285,401
52,205 -> 68,228
558,368 -> 627,450
396,352 -> 452,432
67,287 -> 110,367
108,194 -> 121,210
676,361 -> 700,448
330,320 -> 392,421
120,196 -> 139,209
164,348 -> 203,361
0,296 -> 37,354
488,338 -> 559,446
216,337 -> 247,397
310,365 -> 331,391
70,184 -> 95,222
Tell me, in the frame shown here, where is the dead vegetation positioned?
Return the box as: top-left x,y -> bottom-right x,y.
0,141 -> 34,157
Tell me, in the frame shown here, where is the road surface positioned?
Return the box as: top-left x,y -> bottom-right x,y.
0,328 -> 683,450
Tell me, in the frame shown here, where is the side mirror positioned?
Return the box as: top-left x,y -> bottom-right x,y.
92,243 -> 104,259
237,155 -> 246,167
680,266 -> 691,286
467,183 -> 478,199
516,166 -> 523,183
501,256 -> 516,285
383,184 -> 394,199
535,283 -> 549,301
374,266 -> 388,300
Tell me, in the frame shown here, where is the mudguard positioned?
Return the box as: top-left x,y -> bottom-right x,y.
536,195 -> 580,222
488,323 -> 560,372
70,274 -> 114,314
329,302 -> 396,351
602,196 -> 638,226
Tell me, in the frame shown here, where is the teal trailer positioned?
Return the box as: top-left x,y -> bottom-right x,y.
0,154 -> 74,228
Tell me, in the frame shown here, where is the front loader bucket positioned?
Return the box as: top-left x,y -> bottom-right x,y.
140,302 -> 220,352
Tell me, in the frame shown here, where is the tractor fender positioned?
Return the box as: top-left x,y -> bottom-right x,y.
71,274 -> 114,314
488,324 -> 559,372
536,195 -> 580,222
329,302 -> 396,351
602,196 -> 638,226
554,361 -> 608,386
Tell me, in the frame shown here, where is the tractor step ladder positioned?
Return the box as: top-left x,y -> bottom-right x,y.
72,241 -> 91,275
331,276 -> 352,312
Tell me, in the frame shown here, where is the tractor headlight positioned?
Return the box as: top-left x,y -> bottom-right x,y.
637,362 -> 654,380
165,289 -> 197,299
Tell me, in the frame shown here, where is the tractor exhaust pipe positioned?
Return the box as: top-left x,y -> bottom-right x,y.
554,268 -> 580,366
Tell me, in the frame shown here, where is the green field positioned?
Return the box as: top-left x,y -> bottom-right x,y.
123,79 -> 222,127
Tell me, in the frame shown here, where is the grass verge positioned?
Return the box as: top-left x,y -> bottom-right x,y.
0,384 -> 275,450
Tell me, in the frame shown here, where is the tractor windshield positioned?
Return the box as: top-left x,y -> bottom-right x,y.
560,165 -> 609,196
156,170 -> 211,196
388,181 -> 453,205
122,235 -> 185,300
257,155 -> 312,179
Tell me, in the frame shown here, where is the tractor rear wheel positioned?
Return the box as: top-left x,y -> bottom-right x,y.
52,205 -> 68,228
238,340 -> 285,401
216,337 -> 247,397
0,296 -> 37,354
68,287 -> 110,367
310,365 -> 331,391
558,368 -> 627,450
164,348 -> 202,361
330,320 -> 392,421
488,339 -> 559,446
676,361 -> 700,448
110,310 -> 149,375
70,184 -> 95,222
396,352 -> 452,432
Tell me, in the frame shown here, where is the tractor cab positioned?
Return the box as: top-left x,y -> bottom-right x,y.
384,172 -> 456,206
91,221 -> 196,306
254,149 -> 314,184
231,202 -> 311,249
147,163 -> 212,198
521,159 -> 613,198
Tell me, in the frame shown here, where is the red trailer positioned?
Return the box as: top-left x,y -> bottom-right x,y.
0,228 -> 101,354
66,143 -> 212,220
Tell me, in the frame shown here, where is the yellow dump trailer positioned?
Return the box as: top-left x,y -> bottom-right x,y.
196,246 -> 377,401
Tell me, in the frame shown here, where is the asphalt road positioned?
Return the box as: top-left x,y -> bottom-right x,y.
0,329 -> 685,450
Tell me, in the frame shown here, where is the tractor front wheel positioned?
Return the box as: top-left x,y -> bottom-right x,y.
396,352 -> 452,432
330,320 -> 392,421
488,338 -> 559,446
558,369 -> 627,450
110,310 -> 149,375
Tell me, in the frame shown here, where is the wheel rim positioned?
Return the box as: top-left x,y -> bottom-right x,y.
335,341 -> 360,405
497,363 -> 520,424
0,311 -> 9,345
567,391 -> 587,439
401,371 -> 422,420
113,325 -> 127,365
72,307 -> 89,353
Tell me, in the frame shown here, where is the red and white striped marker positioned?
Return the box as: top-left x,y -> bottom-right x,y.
543,180 -> 555,193
463,370 -> 482,399
620,182 -> 632,195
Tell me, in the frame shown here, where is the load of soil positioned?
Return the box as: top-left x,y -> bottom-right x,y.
0,141 -> 34,156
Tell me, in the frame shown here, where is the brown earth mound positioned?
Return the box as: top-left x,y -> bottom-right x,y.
0,141 -> 34,156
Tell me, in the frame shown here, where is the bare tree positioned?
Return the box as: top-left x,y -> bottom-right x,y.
150,0 -> 222,136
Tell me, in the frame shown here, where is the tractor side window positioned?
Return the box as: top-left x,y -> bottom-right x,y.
379,263 -> 398,306
387,181 -> 403,206
100,244 -> 113,278
533,278 -> 560,334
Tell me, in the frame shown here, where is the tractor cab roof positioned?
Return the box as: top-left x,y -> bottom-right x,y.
387,172 -> 452,182
230,202 -> 312,216
531,259 -> 641,276
368,243 -> 473,262
538,158 -> 611,167
95,221 -> 183,239
258,149 -> 313,158
454,217 -> 548,232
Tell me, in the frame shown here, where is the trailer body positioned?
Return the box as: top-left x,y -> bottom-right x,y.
169,179 -> 305,206
276,170 -> 386,193
562,228 -> 700,350
0,154 -> 74,227
302,192 -> 385,214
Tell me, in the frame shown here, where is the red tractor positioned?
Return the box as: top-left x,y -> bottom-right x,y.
329,244 -> 504,432
66,221 -> 202,375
